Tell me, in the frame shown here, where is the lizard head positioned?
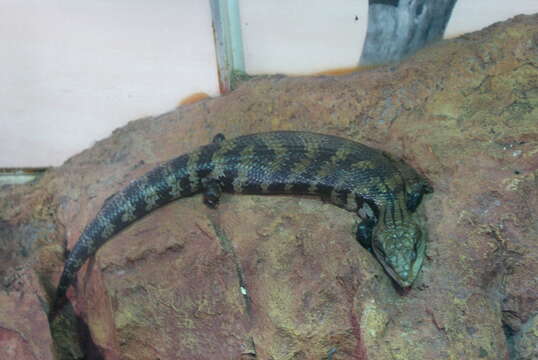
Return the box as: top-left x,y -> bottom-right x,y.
371,219 -> 426,288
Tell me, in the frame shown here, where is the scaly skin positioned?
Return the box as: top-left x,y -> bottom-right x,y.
52,131 -> 432,316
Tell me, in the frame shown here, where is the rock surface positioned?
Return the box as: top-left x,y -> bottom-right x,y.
0,14 -> 537,360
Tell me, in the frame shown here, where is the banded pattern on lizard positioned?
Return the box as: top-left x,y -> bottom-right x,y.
52,131 -> 432,316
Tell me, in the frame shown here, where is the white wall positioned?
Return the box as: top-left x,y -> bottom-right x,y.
446,0 -> 538,37
0,0 -> 219,167
0,0 -> 536,167
241,0 -> 368,75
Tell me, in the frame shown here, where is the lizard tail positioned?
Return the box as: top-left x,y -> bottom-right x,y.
51,148 -> 214,317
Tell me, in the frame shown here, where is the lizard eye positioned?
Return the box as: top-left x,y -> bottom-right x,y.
410,248 -> 417,262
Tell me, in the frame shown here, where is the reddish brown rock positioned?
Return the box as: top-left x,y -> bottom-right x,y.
0,268 -> 55,360
0,14 -> 537,360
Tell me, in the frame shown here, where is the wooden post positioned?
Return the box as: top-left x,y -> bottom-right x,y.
209,0 -> 246,94
360,0 -> 458,65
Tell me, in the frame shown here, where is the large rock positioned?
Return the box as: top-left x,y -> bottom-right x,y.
0,14 -> 536,360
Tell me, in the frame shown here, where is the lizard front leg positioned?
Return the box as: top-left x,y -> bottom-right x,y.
202,178 -> 222,208
356,201 -> 378,251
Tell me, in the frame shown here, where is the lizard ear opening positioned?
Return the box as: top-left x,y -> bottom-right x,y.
406,181 -> 433,212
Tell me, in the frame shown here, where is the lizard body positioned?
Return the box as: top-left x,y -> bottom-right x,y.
53,131 -> 432,315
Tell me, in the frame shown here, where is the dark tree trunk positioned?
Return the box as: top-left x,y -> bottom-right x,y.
360,0 -> 458,65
